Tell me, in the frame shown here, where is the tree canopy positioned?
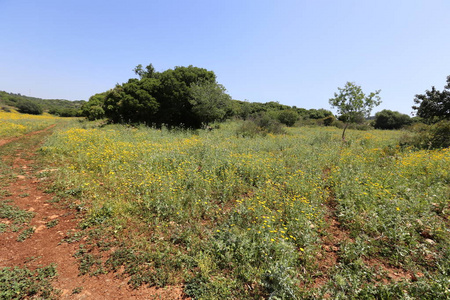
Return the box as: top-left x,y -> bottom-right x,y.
373,109 -> 412,130
413,75 -> 450,123
189,80 -> 232,124
329,82 -> 381,139
16,99 -> 43,115
98,64 -> 230,128
81,93 -> 107,121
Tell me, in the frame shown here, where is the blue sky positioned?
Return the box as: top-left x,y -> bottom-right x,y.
1,0 -> 449,115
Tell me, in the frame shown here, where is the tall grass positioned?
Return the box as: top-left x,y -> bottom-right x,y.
41,121 -> 449,299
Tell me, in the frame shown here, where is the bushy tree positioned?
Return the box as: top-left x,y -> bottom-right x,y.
16,99 -> 43,115
277,109 -> 298,126
373,109 -> 412,129
322,115 -> 335,126
98,64 -> 231,128
189,80 -> 232,124
413,75 -> 450,123
400,120 -> 450,149
81,93 -> 106,120
307,108 -> 333,119
329,82 -> 381,140
49,107 -> 80,117
104,78 -> 160,124
153,65 -> 217,127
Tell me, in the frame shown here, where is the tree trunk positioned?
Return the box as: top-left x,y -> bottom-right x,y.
342,122 -> 349,141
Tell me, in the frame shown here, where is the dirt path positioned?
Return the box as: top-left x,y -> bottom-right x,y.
312,167 -> 413,289
0,126 -> 186,299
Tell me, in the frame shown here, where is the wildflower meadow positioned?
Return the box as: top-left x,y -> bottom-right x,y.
0,110 -> 59,138
38,120 -> 449,299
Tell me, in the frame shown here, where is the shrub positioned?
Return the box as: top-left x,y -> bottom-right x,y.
332,119 -> 371,131
323,115 -> 335,126
374,109 -> 412,129
277,109 -> 298,127
49,108 -> 80,117
236,114 -> 286,137
16,100 -> 43,115
400,120 -> 450,149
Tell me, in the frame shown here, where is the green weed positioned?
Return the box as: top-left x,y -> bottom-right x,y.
17,227 -> 35,242
0,200 -> 34,224
0,264 -> 58,300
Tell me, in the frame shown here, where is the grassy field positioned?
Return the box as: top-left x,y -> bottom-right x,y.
35,119 -> 449,299
0,110 -> 60,138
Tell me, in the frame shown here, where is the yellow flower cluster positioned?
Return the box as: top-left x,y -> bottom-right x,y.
0,110 -> 59,138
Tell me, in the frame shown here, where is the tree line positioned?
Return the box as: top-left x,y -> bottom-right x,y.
2,64 -> 448,139
82,63 -> 449,133
0,91 -> 84,116
81,63 -> 335,128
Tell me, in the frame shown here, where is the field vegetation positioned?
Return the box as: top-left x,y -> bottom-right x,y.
0,110 -> 60,138
1,73 -> 449,299
38,120 -> 449,299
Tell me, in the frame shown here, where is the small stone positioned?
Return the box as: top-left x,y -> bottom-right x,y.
34,225 -> 47,233
424,238 -> 435,245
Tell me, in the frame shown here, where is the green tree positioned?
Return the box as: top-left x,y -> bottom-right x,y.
277,109 -> 298,127
16,99 -> 43,115
104,78 -> 160,124
133,63 -> 157,79
189,80 -> 232,125
232,100 -> 253,120
307,108 -> 333,119
373,109 -> 412,130
101,64 -> 222,128
81,93 -> 106,120
413,75 -> 450,123
329,82 -> 381,140
154,65 -> 216,128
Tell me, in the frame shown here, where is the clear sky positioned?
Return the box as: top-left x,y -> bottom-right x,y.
1,0 -> 449,115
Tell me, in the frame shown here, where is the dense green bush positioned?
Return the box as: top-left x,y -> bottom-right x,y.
277,109 -> 298,127
81,93 -> 106,120
413,75 -> 450,124
236,114 -> 285,137
323,115 -> 335,126
48,107 -> 80,117
373,109 -> 412,129
101,64 -> 228,128
16,100 -> 43,115
400,120 -> 450,149
307,108 -> 333,119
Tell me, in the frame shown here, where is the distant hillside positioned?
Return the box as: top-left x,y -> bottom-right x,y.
0,91 -> 85,116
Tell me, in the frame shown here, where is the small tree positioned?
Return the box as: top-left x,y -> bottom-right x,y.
329,82 -> 381,140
